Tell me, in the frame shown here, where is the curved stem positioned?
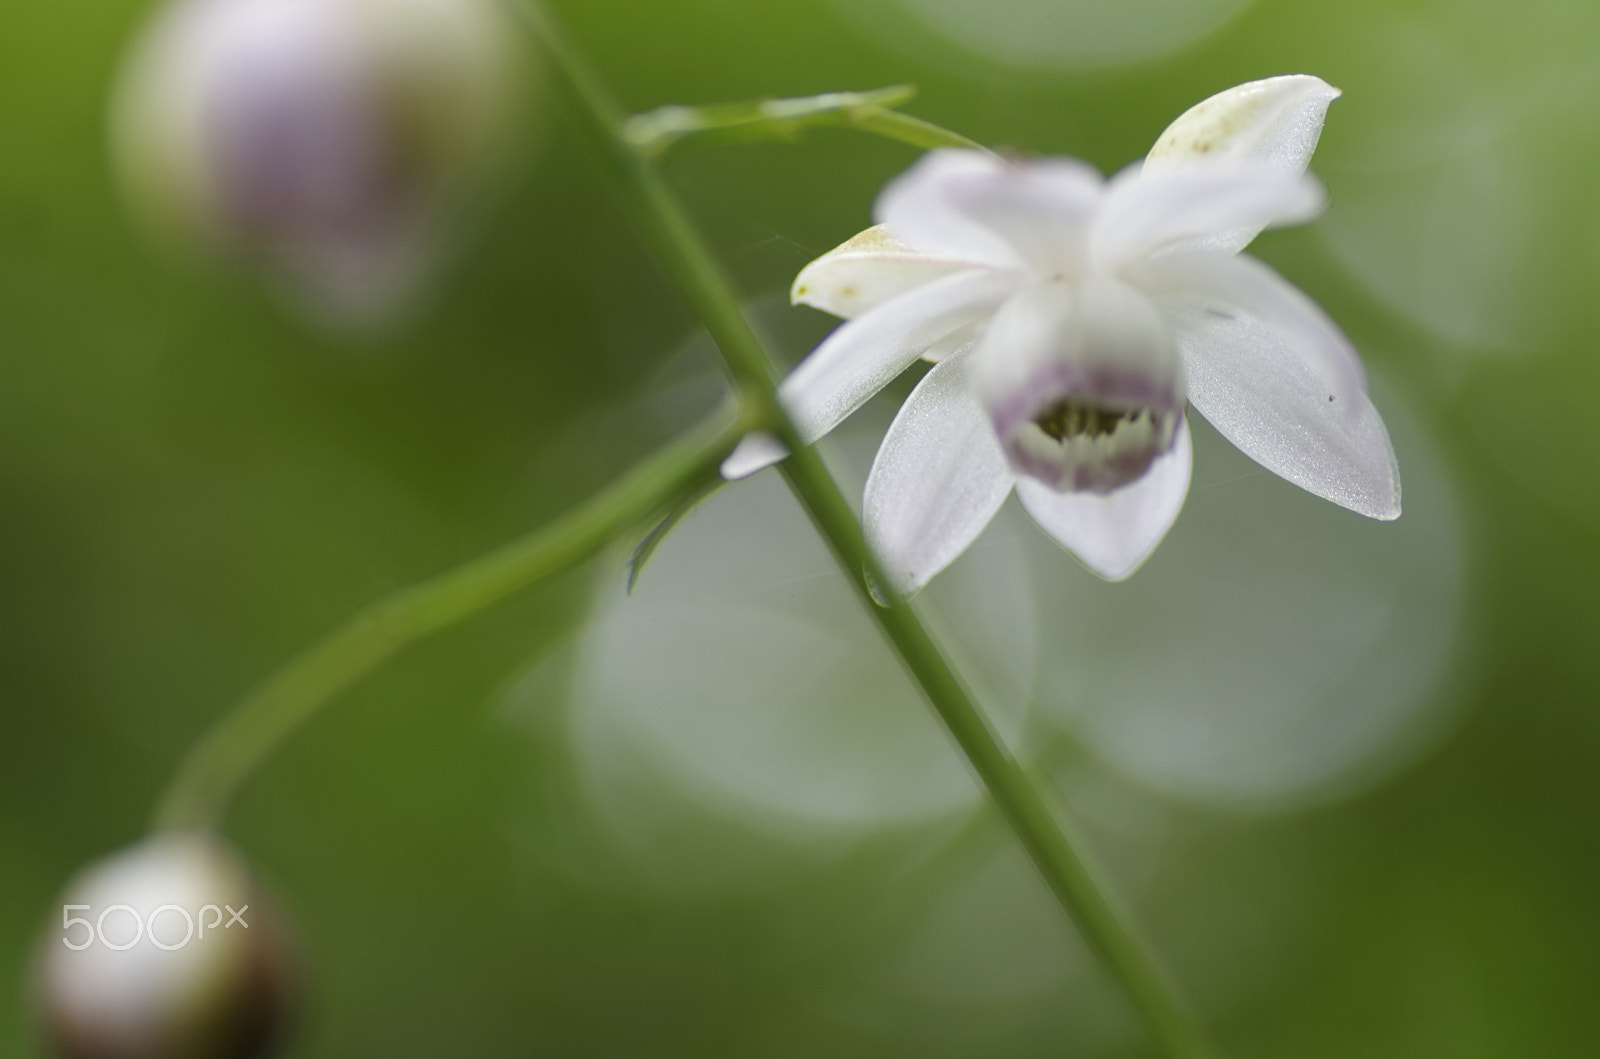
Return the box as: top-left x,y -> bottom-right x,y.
624,85 -> 991,156
523,5 -> 1215,1058
154,405 -> 741,832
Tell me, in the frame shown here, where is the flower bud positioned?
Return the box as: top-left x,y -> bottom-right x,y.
111,0 -> 522,323
33,833 -> 297,1059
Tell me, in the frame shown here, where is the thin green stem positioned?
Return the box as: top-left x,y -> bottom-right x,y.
779,457 -> 1213,1059
623,85 -> 990,156
843,105 -> 993,154
523,5 -> 1215,1057
154,405 -> 741,833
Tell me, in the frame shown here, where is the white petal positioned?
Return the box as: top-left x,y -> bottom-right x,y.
939,158 -> 1103,276
1143,74 -> 1341,254
1130,250 -> 1365,404
1090,165 -> 1324,270
779,267 -> 1019,447
1145,74 -> 1340,176
1171,306 -> 1401,520
721,431 -> 788,480
875,149 -> 1023,267
920,326 -> 977,364
1016,417 -> 1192,581
875,152 -> 1104,276
863,357 -> 1015,605
791,225 -> 984,319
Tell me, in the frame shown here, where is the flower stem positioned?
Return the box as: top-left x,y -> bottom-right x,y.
623,85 -> 991,156
153,404 -> 742,833
523,5 -> 1216,1057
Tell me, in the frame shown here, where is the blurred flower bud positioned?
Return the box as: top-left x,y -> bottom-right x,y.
34,833 -> 298,1059
111,0 -> 523,324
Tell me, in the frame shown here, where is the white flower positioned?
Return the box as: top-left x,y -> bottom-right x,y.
724,75 -> 1400,603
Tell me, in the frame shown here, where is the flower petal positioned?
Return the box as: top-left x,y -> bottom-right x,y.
876,151 -> 1104,276
920,326 -> 977,364
1130,249 -> 1366,404
791,225 -> 985,319
875,149 -> 1024,266
782,268 -> 1018,440
720,431 -> 787,480
1090,165 -> 1324,270
1169,305 -> 1401,520
1016,416 -> 1192,581
1143,74 -> 1341,254
941,159 -> 1104,276
721,267 -> 1018,481
863,356 -> 1015,605
1146,74 -> 1340,175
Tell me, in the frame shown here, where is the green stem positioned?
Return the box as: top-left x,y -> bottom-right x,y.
623,85 -> 990,156
524,5 -> 1215,1058
153,405 -> 742,833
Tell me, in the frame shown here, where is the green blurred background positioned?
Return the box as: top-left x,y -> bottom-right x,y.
4,0 -> 1600,1055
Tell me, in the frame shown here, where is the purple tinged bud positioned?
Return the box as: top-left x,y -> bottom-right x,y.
111,0 -> 524,325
